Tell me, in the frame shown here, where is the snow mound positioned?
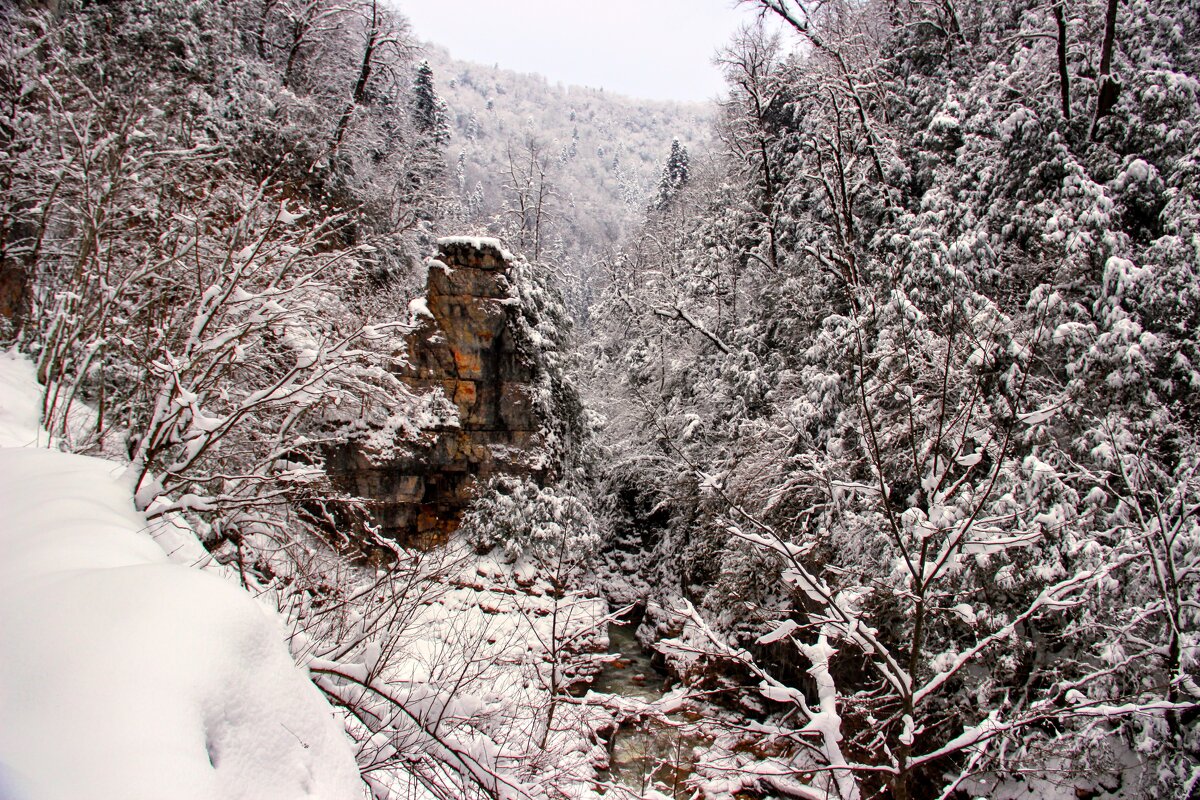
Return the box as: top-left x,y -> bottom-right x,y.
0,350 -> 42,447
0,354 -> 361,800
435,235 -> 504,250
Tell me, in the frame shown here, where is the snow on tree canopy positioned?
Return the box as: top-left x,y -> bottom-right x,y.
413,60 -> 451,148
0,354 -> 359,800
653,137 -> 690,211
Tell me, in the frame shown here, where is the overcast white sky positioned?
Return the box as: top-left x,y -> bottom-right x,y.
395,0 -> 781,103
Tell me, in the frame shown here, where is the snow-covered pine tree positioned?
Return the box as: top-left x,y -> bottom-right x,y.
652,137 -> 691,211
412,59 -> 451,147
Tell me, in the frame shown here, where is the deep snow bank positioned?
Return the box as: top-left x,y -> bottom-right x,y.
0,351 -> 361,800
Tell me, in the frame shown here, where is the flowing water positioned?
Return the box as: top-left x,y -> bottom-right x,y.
591,622 -> 709,799
590,621 -> 671,700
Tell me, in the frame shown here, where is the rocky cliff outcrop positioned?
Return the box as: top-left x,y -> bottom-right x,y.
331,237 -> 551,546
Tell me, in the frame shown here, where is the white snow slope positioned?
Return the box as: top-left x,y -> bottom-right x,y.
0,350 -> 362,800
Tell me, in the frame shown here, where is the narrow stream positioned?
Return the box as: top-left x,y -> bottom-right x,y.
590,621 -> 671,700
591,622 -> 709,799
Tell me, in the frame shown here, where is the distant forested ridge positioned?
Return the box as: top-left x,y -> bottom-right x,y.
423,43 -> 712,321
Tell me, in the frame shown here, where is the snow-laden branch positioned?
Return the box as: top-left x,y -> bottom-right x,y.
653,304 -> 733,355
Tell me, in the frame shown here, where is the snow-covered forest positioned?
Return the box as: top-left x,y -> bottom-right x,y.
424,43 -> 711,321
0,0 -> 1197,799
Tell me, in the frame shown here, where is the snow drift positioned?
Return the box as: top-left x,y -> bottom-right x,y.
0,351 -> 361,800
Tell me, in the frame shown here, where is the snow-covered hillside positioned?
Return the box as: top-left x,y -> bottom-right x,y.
424,44 -> 712,269
0,351 -> 361,800
0,352 -> 625,800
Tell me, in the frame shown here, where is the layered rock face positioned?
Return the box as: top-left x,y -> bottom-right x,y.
333,238 -> 547,546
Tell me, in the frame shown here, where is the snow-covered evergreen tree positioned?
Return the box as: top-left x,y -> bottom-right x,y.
412,59 -> 450,147
652,137 -> 691,211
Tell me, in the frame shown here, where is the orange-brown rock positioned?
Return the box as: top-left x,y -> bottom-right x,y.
329,238 -> 549,547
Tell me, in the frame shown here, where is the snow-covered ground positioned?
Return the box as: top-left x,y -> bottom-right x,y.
0,349 -> 631,800
0,350 -> 361,800
288,532 -> 624,800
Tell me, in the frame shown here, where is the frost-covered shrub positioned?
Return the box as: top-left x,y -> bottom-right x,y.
462,477 -> 601,567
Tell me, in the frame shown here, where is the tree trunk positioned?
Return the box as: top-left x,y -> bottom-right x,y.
1089,0 -> 1120,140
1053,2 -> 1071,121
333,1 -> 379,149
